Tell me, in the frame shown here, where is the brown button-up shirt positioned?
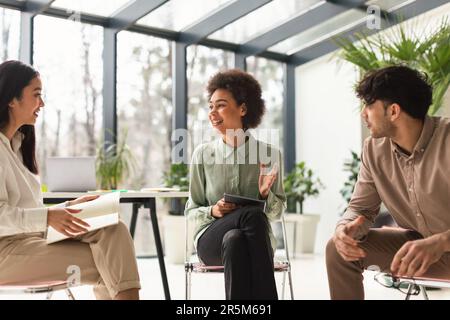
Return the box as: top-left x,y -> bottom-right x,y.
339,116 -> 450,239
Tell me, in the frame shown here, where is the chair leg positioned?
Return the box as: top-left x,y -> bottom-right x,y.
281,271 -> 286,300
185,270 -> 192,300
65,288 -> 75,300
419,285 -> 429,300
288,270 -> 294,300
405,283 -> 415,300
46,291 -> 54,300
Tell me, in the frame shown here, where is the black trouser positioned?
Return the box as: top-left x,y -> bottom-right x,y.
197,206 -> 278,300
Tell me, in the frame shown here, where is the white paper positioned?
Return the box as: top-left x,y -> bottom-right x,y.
46,192 -> 120,244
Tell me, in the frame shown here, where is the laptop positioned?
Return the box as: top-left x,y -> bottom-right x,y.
46,157 -> 97,192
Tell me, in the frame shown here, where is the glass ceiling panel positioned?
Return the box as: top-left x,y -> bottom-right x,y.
51,0 -> 132,17
269,9 -> 366,54
137,0 -> 234,31
269,0 -> 416,54
208,0 -> 322,44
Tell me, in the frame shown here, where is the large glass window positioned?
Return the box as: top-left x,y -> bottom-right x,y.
117,31 -> 172,189
186,45 -> 234,157
0,7 -> 20,60
246,57 -> 284,152
34,16 -> 103,183
117,32 -> 173,257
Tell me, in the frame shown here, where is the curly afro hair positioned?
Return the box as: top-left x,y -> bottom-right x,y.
206,69 -> 265,129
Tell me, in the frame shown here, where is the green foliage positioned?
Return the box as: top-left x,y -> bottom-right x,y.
283,162 -> 324,214
335,18 -> 450,115
96,131 -> 137,190
163,163 -> 189,191
163,163 -> 189,215
339,150 -> 361,207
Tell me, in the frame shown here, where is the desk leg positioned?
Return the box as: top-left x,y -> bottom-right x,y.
147,198 -> 171,300
130,203 -> 140,239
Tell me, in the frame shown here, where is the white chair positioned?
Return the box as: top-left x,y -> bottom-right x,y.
0,281 -> 76,300
184,213 -> 294,300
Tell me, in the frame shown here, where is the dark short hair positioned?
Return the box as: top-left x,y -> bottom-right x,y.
0,60 -> 40,174
356,65 -> 432,120
207,69 -> 265,129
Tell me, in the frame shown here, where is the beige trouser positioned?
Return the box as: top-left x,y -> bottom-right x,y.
0,221 -> 140,299
326,228 -> 450,300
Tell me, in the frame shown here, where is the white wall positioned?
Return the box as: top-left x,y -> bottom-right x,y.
295,55 -> 361,253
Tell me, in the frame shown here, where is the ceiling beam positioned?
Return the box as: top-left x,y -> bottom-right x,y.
0,0 -> 24,10
179,0 -> 272,44
239,1 -> 353,56
108,0 -> 168,31
24,0 -> 54,15
289,0 -> 449,66
328,0 -> 395,20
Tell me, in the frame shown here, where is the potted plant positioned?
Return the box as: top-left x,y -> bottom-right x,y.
96,131 -> 136,190
162,163 -> 189,214
335,18 -> 450,115
283,162 -> 324,255
162,163 -> 189,264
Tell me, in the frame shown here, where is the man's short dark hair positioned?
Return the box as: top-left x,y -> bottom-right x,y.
207,69 -> 265,129
356,65 -> 432,120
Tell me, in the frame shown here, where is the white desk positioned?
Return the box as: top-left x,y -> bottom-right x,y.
43,191 -> 189,300
43,191 -> 189,199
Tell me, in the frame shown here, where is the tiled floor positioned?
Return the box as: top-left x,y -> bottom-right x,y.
2,254 -> 449,300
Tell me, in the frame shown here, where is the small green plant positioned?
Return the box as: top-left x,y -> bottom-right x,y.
283,162 -> 324,214
339,150 -> 361,208
163,163 -> 189,215
96,131 -> 137,190
163,163 -> 189,191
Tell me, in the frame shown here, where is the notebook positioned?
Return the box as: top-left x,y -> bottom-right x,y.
46,192 -> 120,244
395,275 -> 450,289
223,193 -> 266,211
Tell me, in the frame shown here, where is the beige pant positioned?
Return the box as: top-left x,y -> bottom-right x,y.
0,221 -> 140,299
326,228 -> 450,300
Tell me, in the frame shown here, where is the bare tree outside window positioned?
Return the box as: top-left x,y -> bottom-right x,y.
34,16 -> 103,183
247,57 -> 284,152
0,8 -> 20,61
187,45 -> 234,159
117,32 -> 173,190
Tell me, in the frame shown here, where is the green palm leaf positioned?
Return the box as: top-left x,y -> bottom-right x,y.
335,17 -> 450,115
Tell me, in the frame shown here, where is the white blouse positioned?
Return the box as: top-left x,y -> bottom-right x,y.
0,131 -> 48,237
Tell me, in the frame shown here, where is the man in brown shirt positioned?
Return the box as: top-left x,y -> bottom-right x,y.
326,65 -> 450,300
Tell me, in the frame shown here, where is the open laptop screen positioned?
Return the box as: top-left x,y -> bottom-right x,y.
46,157 -> 97,192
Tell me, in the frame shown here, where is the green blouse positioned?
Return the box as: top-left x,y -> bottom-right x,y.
185,133 -> 286,251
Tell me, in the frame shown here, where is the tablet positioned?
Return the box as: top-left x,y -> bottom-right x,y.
223,193 -> 266,211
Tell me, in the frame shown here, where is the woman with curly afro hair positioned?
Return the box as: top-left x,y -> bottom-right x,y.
185,69 -> 286,300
